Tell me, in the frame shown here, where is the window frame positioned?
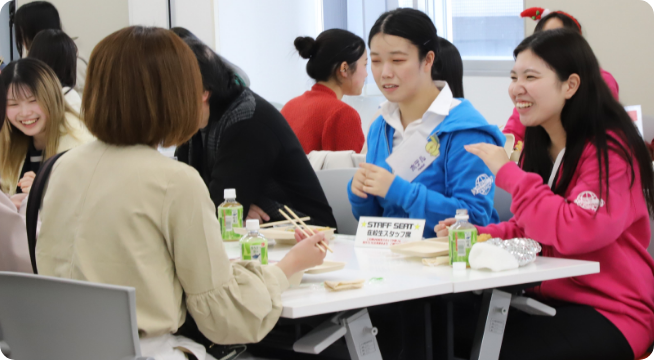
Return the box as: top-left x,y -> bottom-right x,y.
424,0 -> 525,76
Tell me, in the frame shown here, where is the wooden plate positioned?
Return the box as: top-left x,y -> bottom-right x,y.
305,261 -> 346,274
234,226 -> 336,245
390,241 -> 449,258
425,236 -> 448,243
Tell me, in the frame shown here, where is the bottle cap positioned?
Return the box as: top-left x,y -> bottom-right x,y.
455,209 -> 469,221
224,188 -> 236,199
246,219 -> 259,231
453,262 -> 467,271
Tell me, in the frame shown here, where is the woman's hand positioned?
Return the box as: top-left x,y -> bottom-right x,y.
464,143 -> 510,175
277,232 -> 328,278
351,168 -> 368,199
434,218 -> 456,237
18,171 -> 36,194
360,163 -> 395,198
246,204 -> 270,222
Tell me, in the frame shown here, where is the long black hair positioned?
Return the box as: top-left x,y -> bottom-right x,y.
433,37 -> 464,98
14,1 -> 62,56
178,37 -> 244,122
28,29 -> 77,88
170,27 -> 200,42
368,8 -> 440,79
535,11 -> 582,34
295,29 -> 365,82
517,29 -> 654,216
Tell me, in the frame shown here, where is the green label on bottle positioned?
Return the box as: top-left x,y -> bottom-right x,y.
218,206 -> 243,241
241,241 -> 268,265
449,229 -> 477,266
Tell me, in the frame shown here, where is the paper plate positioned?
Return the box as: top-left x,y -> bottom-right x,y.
390,241 -> 449,258
305,261 -> 346,274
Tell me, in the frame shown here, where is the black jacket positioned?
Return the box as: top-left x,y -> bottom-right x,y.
176,88 -> 336,227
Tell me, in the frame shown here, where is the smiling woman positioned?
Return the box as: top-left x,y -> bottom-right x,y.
444,29 -> 654,360
0,58 -> 93,195
348,8 -> 505,239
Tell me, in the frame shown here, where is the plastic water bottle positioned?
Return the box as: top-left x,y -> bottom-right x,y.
240,219 -> 268,265
448,209 -> 477,266
217,189 -> 243,241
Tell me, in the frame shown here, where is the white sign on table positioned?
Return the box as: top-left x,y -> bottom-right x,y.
355,216 -> 426,248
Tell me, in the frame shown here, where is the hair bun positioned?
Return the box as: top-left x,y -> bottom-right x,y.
294,36 -> 316,59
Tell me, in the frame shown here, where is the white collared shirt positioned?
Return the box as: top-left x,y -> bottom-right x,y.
380,81 -> 461,149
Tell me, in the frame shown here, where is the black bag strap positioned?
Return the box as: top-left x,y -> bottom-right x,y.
26,151 -> 68,274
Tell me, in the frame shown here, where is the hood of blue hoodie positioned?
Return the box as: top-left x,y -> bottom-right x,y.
433,99 -> 506,145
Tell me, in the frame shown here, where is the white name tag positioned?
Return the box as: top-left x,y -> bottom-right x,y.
355,216 -> 426,248
385,132 -> 439,182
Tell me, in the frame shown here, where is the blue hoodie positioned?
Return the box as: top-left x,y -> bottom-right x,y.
348,99 -> 505,238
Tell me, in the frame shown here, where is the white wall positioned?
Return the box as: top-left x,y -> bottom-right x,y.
17,0 -> 129,61
171,0 -> 216,49
0,1 -> 14,62
463,76 -> 514,127
128,0 -> 168,27
215,0 -> 323,105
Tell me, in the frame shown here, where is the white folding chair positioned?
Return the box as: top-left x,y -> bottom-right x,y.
0,271 -> 152,360
315,168 -> 359,235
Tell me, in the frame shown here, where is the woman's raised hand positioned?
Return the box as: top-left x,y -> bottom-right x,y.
464,143 -> 510,175
277,231 -> 328,278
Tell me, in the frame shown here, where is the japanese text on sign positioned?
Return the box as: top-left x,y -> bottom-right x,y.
409,156 -> 427,173
355,217 -> 426,248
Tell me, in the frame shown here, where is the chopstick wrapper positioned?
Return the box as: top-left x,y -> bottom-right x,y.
324,279 -> 365,292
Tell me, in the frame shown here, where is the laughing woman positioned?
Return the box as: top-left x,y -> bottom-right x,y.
0,58 -> 92,197
348,8 -> 505,237
438,29 -> 654,360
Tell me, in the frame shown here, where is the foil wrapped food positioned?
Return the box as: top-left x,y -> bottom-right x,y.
485,238 -> 542,266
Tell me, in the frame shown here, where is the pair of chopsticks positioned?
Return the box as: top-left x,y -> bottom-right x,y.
278,206 -> 333,253
260,216 -> 310,228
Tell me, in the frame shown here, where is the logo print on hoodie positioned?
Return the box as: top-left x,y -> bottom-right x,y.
574,191 -> 605,211
471,174 -> 493,196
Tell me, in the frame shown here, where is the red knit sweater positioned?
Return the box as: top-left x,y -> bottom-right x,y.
281,84 -> 364,154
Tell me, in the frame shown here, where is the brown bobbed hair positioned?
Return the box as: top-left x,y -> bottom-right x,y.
82,26 -> 203,147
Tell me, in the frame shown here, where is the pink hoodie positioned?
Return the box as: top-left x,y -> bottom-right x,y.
477,141 -> 654,358
503,69 -> 620,143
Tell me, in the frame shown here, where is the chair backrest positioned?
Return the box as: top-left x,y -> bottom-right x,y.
504,133 -> 515,158
493,186 -> 514,222
0,272 -> 143,360
315,168 -> 359,235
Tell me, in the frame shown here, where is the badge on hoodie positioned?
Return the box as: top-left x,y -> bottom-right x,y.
386,132 -> 439,183
425,135 -> 440,157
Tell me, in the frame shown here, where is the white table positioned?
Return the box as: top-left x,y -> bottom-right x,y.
226,235 -> 599,360
225,235 -> 598,316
